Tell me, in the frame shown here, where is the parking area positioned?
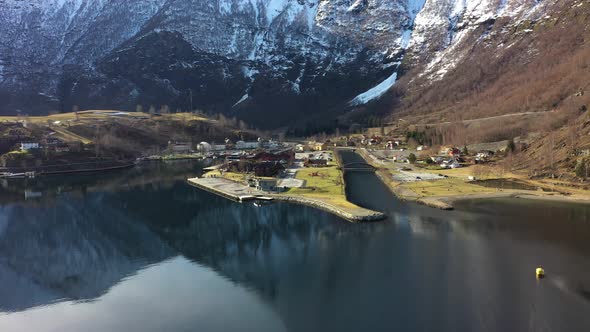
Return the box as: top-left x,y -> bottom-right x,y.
392,171 -> 447,182
278,178 -> 305,188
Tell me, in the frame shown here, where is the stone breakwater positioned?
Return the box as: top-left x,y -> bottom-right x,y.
271,196 -> 386,223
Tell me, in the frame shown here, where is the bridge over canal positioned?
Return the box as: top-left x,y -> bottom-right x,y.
339,162 -> 377,172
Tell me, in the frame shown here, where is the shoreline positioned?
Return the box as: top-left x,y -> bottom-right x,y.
271,195 -> 386,222
391,180 -> 590,210
445,191 -> 590,205
387,172 -> 590,210
186,177 -> 385,223
352,148 -> 590,210
1,162 -> 137,178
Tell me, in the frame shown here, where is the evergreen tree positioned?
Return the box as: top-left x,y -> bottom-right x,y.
576,159 -> 588,178
507,138 -> 516,153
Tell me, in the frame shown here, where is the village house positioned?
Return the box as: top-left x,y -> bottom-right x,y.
430,156 -> 444,164
475,150 -> 495,163
212,144 -> 226,151
440,146 -> 461,157
253,161 -> 285,177
222,160 -> 252,173
393,155 -> 409,163
368,136 -> 382,146
310,142 -> 328,151
441,159 -> 462,169
260,140 -> 280,150
347,136 -> 361,146
252,178 -> 279,192
19,142 -> 40,151
44,137 -> 74,153
476,150 -> 494,158
251,149 -> 295,165
236,140 -> 260,150
168,141 -> 191,153
225,153 -> 243,162
50,143 -> 71,153
360,135 -> 366,145
295,144 -> 306,152
304,158 -> 328,167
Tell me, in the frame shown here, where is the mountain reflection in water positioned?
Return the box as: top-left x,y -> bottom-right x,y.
0,159 -> 588,332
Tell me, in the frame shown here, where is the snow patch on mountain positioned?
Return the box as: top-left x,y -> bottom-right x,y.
350,71 -> 398,106
349,0 -> 427,105
408,0 -> 550,82
233,93 -> 250,107
347,0 -> 367,12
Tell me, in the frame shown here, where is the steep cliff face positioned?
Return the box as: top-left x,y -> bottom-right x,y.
0,0 -> 575,128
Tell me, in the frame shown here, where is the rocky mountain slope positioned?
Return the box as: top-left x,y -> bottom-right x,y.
391,0 -> 589,122
0,0 -> 583,129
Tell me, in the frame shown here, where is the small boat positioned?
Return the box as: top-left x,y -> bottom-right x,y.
253,199 -> 274,207
536,266 -> 545,279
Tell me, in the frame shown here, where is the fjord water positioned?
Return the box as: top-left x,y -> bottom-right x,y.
0,156 -> 589,332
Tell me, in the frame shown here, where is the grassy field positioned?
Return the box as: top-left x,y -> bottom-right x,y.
0,110 -> 139,123
50,126 -> 94,144
285,165 -> 359,209
0,110 -> 221,147
0,110 -> 212,124
165,113 -> 211,122
402,178 -> 497,198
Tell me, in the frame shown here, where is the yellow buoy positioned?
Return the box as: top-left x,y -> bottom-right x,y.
536,267 -> 545,279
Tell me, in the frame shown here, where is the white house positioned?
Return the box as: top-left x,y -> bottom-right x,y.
212,144 -> 226,151
20,142 -> 40,151
431,156 -> 444,163
442,160 -> 462,169
295,144 -> 306,152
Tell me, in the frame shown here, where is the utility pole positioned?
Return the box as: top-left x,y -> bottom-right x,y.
95,124 -> 101,159
189,88 -> 193,113
156,121 -> 161,155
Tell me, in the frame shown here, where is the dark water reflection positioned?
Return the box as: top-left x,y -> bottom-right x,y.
0,157 -> 589,331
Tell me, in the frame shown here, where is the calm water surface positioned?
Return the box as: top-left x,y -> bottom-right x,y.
0,155 -> 589,332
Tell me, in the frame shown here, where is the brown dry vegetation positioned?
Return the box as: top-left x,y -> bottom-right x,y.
394,0 -> 590,124
0,112 -> 250,158
383,0 -> 590,181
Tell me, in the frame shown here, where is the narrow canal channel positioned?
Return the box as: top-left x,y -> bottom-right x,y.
339,149 -> 404,213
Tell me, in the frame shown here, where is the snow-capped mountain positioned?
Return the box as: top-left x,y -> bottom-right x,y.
0,0 -> 569,127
